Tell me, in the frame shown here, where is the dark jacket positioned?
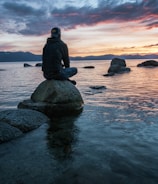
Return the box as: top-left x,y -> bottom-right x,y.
42,37 -> 70,79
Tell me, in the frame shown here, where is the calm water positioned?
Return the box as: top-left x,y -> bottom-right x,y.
1,59 -> 158,184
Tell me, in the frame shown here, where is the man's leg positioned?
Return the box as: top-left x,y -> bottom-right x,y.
62,67 -> 77,85
62,67 -> 77,78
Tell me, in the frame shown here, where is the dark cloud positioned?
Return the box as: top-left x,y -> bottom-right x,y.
144,43 -> 158,48
50,0 -> 158,30
0,0 -> 158,36
1,1 -> 48,35
146,21 -> 158,29
3,2 -> 42,16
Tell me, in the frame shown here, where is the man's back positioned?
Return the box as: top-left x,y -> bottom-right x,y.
42,38 -> 69,79
42,27 -> 77,82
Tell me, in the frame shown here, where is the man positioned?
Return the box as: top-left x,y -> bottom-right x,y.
42,27 -> 77,85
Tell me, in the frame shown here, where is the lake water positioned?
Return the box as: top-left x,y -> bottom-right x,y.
1,59 -> 158,184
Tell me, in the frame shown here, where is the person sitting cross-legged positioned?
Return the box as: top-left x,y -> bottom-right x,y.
42,27 -> 77,85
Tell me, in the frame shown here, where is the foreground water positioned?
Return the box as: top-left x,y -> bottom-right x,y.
1,60 -> 158,184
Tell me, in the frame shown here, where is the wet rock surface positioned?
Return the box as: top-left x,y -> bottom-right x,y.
18,79 -> 84,117
0,109 -> 49,143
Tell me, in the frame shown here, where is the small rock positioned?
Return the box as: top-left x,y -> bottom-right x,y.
24,63 -> 32,67
137,60 -> 158,67
35,63 -> 42,67
83,66 -> 95,69
89,86 -> 106,90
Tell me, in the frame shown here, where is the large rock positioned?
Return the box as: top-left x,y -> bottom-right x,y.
137,60 -> 158,67
18,80 -> 84,117
110,57 -> 126,67
0,121 -> 23,143
104,58 -> 131,76
0,109 -> 49,143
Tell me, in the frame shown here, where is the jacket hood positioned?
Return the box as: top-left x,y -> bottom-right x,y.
47,37 -> 60,44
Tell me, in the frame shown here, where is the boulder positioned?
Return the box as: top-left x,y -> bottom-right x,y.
18,80 -> 84,117
110,57 -> 126,67
104,58 -> 130,76
137,60 -> 158,67
0,109 -> 49,143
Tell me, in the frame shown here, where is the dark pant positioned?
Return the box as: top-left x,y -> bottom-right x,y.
62,67 -> 77,78
44,67 -> 77,80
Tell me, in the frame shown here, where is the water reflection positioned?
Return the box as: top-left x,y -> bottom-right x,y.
47,116 -> 79,161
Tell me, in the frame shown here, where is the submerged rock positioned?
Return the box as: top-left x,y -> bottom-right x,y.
0,109 -> 49,143
83,66 -> 95,69
18,80 -> 84,118
24,63 -> 32,67
89,85 -> 106,90
35,63 -> 42,67
104,58 -> 131,76
137,60 -> 158,67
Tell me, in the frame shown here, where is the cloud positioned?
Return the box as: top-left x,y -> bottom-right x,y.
146,21 -> 158,29
0,0 -> 158,36
3,2 -> 42,16
144,43 -> 158,48
50,0 -> 158,31
0,43 -> 15,50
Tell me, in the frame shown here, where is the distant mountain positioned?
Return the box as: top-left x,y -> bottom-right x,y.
0,51 -> 41,62
0,51 -> 158,62
70,54 -> 158,60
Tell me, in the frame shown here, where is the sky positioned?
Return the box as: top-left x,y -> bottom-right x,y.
0,0 -> 158,57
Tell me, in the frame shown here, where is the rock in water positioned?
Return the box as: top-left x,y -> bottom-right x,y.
24,63 -> 32,67
18,80 -> 84,117
110,57 -> 126,67
137,60 -> 158,67
104,58 -> 131,76
0,109 -> 49,133
0,109 -> 49,143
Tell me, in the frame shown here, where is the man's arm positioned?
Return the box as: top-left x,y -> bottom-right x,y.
61,42 -> 70,68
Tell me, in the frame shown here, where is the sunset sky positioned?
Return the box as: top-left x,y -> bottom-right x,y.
0,0 -> 158,57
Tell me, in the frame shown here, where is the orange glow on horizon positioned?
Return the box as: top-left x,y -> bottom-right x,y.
1,22 -> 158,57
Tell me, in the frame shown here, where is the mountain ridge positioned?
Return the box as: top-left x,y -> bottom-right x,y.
0,51 -> 158,62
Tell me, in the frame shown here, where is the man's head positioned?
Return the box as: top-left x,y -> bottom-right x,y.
51,27 -> 61,38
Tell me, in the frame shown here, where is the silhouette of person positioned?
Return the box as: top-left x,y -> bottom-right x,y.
42,27 -> 77,85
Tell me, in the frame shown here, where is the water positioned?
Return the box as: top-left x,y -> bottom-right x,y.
1,60 -> 158,183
